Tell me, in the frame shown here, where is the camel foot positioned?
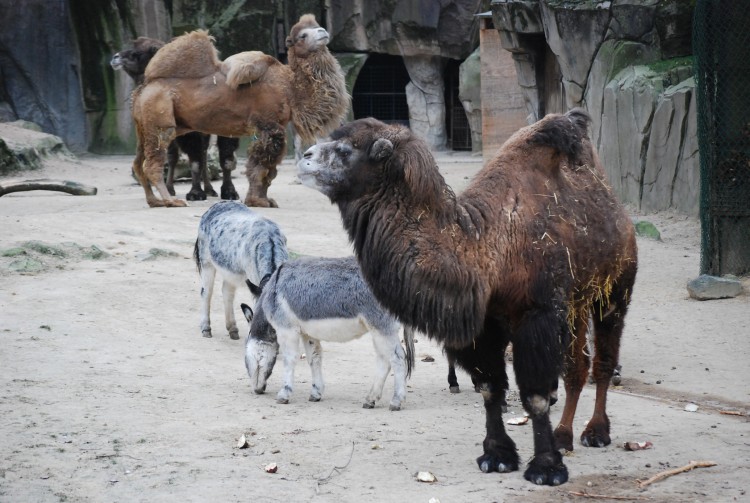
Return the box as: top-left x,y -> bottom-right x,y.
186,188 -> 207,201
221,184 -> 239,200
205,187 -> 218,198
244,196 -> 278,208
164,199 -> 188,207
523,452 -> 568,486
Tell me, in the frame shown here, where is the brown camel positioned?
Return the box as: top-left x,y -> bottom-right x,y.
130,14 -> 350,207
111,36 -> 240,202
297,110 -> 638,486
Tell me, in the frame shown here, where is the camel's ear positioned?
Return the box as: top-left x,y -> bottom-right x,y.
240,303 -> 254,323
246,279 -> 263,297
370,138 -> 394,162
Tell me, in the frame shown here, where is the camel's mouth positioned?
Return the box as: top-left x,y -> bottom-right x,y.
110,55 -> 123,70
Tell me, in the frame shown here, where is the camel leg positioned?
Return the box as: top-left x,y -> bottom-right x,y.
244,125 -> 285,208
141,126 -> 187,207
447,357 -> 460,393
131,142 -> 163,208
179,133 -> 209,201
554,315 -> 590,451
447,328 -> 518,475
200,135 -> 217,198
218,136 -> 239,200
166,141 -> 179,196
581,264 -> 637,448
513,308 -> 568,486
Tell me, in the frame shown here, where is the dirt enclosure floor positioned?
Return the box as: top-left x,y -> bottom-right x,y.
1,152 -> 749,503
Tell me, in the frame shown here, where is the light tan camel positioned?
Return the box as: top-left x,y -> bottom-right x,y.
130,14 -> 350,207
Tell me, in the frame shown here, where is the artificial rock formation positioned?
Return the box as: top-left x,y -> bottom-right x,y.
491,0 -> 698,215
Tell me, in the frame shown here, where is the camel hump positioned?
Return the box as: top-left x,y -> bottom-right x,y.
144,30 -> 221,82
527,108 -> 592,159
221,52 -> 278,89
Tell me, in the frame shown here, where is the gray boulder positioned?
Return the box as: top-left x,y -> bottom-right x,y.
687,275 -> 744,301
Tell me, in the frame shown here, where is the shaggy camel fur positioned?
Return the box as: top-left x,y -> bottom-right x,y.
297,111 -> 638,486
111,37 -> 240,201
130,14 -> 349,207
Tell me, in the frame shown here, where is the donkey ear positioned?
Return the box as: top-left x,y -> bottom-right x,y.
258,273 -> 272,291
370,138 -> 393,162
246,279 -> 263,297
240,303 -> 254,322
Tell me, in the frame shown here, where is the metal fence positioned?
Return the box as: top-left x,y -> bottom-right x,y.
694,0 -> 750,276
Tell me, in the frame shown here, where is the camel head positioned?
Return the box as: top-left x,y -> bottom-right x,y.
286,14 -> 331,58
297,118 -> 419,202
110,37 -> 164,81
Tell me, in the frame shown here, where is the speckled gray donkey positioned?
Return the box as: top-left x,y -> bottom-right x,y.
194,201 -> 288,339
240,256 -> 415,410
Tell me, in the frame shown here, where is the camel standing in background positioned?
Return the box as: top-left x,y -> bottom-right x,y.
111,37 -> 240,201
130,14 -> 350,208
297,111 -> 638,486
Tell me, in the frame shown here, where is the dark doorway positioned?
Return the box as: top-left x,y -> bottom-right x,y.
352,54 -> 410,125
444,59 -> 472,151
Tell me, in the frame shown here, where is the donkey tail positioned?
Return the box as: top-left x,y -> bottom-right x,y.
193,238 -> 202,273
403,325 -> 416,379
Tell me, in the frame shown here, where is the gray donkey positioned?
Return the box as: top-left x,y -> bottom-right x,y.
241,256 -> 415,410
194,201 -> 288,339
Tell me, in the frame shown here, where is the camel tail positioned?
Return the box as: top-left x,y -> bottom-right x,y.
529,108 -> 592,160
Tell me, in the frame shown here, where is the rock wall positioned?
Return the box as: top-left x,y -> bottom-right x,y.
491,0 -> 699,215
328,0 -> 482,150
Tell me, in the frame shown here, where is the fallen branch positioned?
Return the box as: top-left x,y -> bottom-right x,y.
719,410 -> 745,416
0,179 -> 97,197
315,441 -> 355,489
637,460 -> 717,489
568,491 -> 650,500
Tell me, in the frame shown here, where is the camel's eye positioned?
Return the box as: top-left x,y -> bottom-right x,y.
299,33 -> 307,39
334,144 -> 352,159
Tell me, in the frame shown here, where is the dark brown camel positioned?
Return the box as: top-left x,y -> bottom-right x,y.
111,37 -> 240,201
297,110 -> 638,486
129,14 -> 349,207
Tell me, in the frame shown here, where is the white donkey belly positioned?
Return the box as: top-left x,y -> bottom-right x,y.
297,317 -> 369,342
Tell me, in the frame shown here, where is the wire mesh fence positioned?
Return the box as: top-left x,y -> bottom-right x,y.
694,0 -> 750,276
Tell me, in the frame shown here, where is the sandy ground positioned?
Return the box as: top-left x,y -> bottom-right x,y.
1,152 -> 748,503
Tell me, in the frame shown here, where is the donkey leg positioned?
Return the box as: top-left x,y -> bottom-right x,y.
302,336 -> 324,402
363,331 -> 395,410
276,328 -> 302,404
582,265 -> 636,447
221,280 -> 239,340
384,331 -> 408,410
198,261 -> 216,338
554,315 -> 590,451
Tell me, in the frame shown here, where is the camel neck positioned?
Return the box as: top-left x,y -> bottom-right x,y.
337,163 -> 487,346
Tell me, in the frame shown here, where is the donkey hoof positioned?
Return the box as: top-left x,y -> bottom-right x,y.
362,401 -> 375,409
228,330 -> 239,340
276,397 -> 289,404
202,330 -> 212,338
308,395 -> 321,402
388,403 -> 401,411
449,386 -> 461,393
